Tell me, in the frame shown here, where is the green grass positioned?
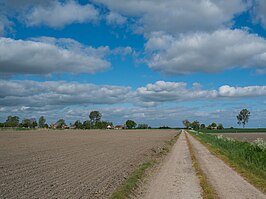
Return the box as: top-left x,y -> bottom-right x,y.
199,128 -> 266,133
190,131 -> 266,193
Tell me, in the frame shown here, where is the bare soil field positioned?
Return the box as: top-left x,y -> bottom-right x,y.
216,133 -> 266,142
0,129 -> 177,199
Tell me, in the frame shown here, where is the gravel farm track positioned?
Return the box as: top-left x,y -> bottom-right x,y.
0,129 -> 177,199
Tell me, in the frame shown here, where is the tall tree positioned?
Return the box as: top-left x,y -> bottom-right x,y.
217,123 -> 224,130
182,119 -> 191,129
200,123 -> 206,129
237,109 -> 250,128
38,116 -> 46,128
126,120 -> 137,129
83,120 -> 92,129
191,120 -> 200,130
56,119 -> 66,129
89,111 -> 102,124
74,120 -> 83,129
5,116 -> 20,127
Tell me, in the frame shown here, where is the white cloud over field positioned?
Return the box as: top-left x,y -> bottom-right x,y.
0,80 -> 266,109
0,37 -> 110,75
24,1 -> 99,28
93,0 -> 245,34
145,29 -> 266,74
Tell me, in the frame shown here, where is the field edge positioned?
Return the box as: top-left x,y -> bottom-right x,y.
189,131 -> 266,194
109,131 -> 181,199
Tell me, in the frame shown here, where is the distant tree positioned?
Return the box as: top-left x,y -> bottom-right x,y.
191,121 -> 200,130
56,119 -> 66,129
89,111 -> 102,124
137,123 -> 149,129
22,118 -> 37,128
211,122 -> 217,128
74,120 -> 83,129
237,109 -> 250,128
182,119 -> 191,129
22,118 -> 31,128
126,120 -> 137,129
38,116 -> 46,128
159,126 -> 171,129
95,121 -> 113,129
200,123 -> 206,129
5,116 -> 20,127
83,120 -> 92,129
217,123 -> 224,130
31,119 -> 37,128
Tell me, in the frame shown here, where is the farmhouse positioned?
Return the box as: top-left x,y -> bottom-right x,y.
114,125 -> 126,130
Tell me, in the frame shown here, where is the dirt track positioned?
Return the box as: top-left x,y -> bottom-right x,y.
0,129 -> 177,199
142,131 -> 202,199
140,131 -> 265,199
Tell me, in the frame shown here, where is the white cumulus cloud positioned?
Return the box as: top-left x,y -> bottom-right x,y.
106,12 -> 127,25
145,29 -> 266,75
94,0 -> 246,34
218,85 -> 266,97
24,1 -> 99,28
0,37 -> 110,75
0,80 -> 131,107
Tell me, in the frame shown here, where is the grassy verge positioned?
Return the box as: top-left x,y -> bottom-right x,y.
185,133 -> 218,199
109,132 -> 181,199
189,131 -> 266,194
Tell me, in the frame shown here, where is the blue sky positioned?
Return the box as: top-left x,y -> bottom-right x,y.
0,0 -> 266,127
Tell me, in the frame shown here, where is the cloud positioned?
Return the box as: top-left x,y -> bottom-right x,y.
0,80 -> 131,107
145,29 -> 266,75
106,12 -> 127,25
1,80 -> 265,109
251,0 -> 266,29
0,80 -> 266,127
94,0 -> 246,34
219,85 -> 266,97
24,1 -> 99,28
136,81 -> 217,103
0,37 -> 110,75
136,81 -> 266,105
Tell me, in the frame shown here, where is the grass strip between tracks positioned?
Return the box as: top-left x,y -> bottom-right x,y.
189,131 -> 266,194
185,132 -> 218,199
109,131 -> 181,199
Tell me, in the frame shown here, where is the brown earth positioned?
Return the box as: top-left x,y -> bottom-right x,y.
216,133 -> 266,142
0,129 -> 178,199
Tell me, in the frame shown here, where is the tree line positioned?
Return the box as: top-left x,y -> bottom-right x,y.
0,111 -> 150,130
182,109 -> 251,130
182,120 -> 224,130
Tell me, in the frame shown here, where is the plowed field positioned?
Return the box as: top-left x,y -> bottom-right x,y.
0,129 -> 177,199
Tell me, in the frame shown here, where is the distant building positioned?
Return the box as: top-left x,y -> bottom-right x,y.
107,125 -> 113,129
114,125 -> 126,130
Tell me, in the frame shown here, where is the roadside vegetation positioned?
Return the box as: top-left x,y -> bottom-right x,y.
190,131 -> 266,193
